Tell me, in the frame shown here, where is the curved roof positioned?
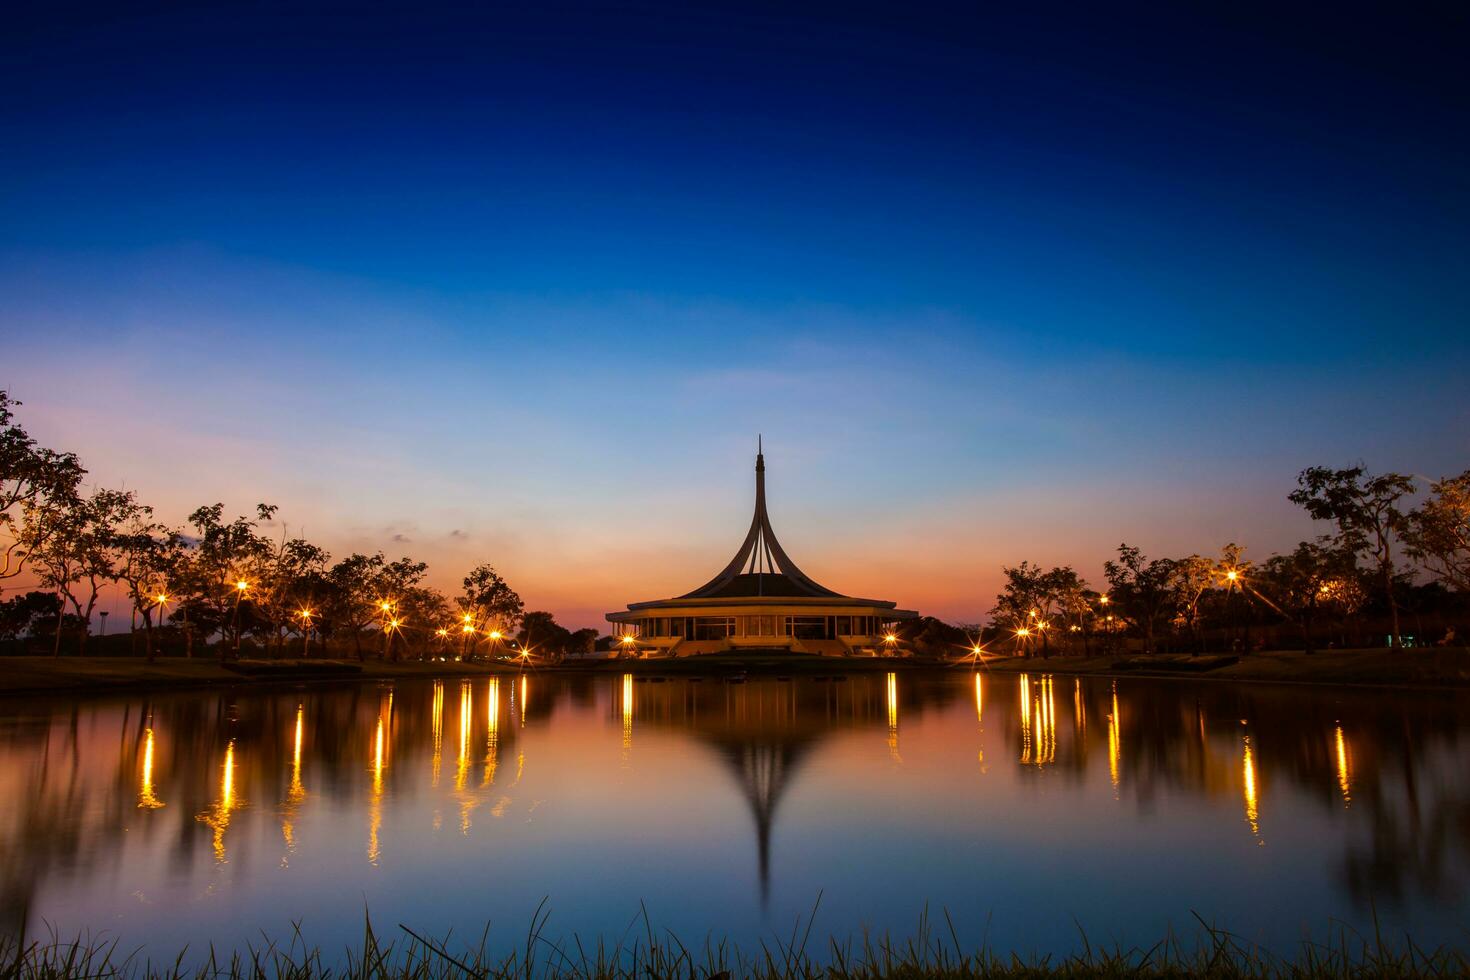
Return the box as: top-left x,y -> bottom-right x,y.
679,443 -> 842,600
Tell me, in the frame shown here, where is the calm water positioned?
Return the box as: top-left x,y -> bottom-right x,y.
1,671 -> 1468,961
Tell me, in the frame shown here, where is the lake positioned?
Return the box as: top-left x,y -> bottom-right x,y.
1,670 -> 1467,963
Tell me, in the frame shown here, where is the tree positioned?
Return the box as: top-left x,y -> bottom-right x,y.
0,391 -> 84,583
460,563 -> 523,658
25,488 -> 141,655
989,561 -> 1050,655
1258,539 -> 1359,655
181,503 -> 277,659
323,552 -> 388,660
1404,470 -> 1470,593
374,556 -> 428,660
0,590 -> 61,641
111,507 -> 177,662
250,532 -> 330,657
1169,555 -> 1216,654
1289,466 -> 1415,647
1103,544 -> 1178,654
516,610 -> 573,660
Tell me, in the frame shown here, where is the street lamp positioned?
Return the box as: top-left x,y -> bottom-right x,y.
297,608 -> 313,657
231,580 -> 250,658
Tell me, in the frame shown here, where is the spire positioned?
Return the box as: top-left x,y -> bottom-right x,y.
678,444 -> 842,599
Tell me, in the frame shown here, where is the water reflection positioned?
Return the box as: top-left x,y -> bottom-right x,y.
197,740 -> 239,863
1,672 -> 1469,959
137,727 -> 164,810
281,705 -> 305,856
1335,724 -> 1352,807
1242,732 -> 1261,840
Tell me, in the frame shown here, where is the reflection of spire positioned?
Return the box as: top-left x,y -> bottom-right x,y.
706,735 -> 814,909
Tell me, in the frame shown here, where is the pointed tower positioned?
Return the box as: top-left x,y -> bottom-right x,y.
679,441 -> 840,599
605,444 -> 917,657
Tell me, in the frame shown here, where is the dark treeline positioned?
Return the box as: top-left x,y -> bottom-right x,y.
960,465 -> 1469,658
0,391 -> 597,661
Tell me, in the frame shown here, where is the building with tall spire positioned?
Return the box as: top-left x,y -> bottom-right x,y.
605,443 -> 917,656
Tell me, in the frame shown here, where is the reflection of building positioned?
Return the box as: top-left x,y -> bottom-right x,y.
706,731 -> 816,906
606,445 -> 917,656
620,674 -> 905,905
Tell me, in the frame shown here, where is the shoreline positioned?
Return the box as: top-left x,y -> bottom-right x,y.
1,646 -> 1467,698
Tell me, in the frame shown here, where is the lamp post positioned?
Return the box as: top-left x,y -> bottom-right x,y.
231,580 -> 249,660
297,609 -> 313,658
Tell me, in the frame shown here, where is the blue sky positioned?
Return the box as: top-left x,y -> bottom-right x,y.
4,3 -> 1468,627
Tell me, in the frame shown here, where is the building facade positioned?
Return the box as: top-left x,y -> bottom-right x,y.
605,447 -> 917,656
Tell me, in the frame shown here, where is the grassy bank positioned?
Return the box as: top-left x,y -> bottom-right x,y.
3,646 -> 1468,698
978,647 -> 1470,689
4,912 -> 1466,980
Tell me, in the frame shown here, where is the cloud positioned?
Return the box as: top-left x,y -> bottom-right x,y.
449,529 -> 469,540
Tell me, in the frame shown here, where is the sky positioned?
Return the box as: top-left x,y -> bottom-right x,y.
3,3 -> 1468,630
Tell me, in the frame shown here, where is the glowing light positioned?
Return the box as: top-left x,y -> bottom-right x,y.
388,618 -> 400,629
1099,595 -> 1110,605
1107,686 -> 1121,793
488,630 -> 502,640
298,608 -> 313,619
621,672 -> 634,753
621,634 -> 636,645
1016,627 -> 1031,638
431,681 -> 444,787
138,727 -> 163,809
884,633 -> 897,644
461,624 -> 475,634
1226,569 -> 1239,582
462,613 -> 474,624
973,672 -> 984,724
1242,734 -> 1260,838
886,672 -> 900,760
282,704 -> 306,852
235,580 -> 249,592
1335,725 -> 1351,807
380,600 -> 393,611
196,740 -> 238,862
1019,675 -> 1032,763
436,628 -> 448,637
456,681 -> 472,792
369,710 -> 386,864
154,593 -> 169,605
